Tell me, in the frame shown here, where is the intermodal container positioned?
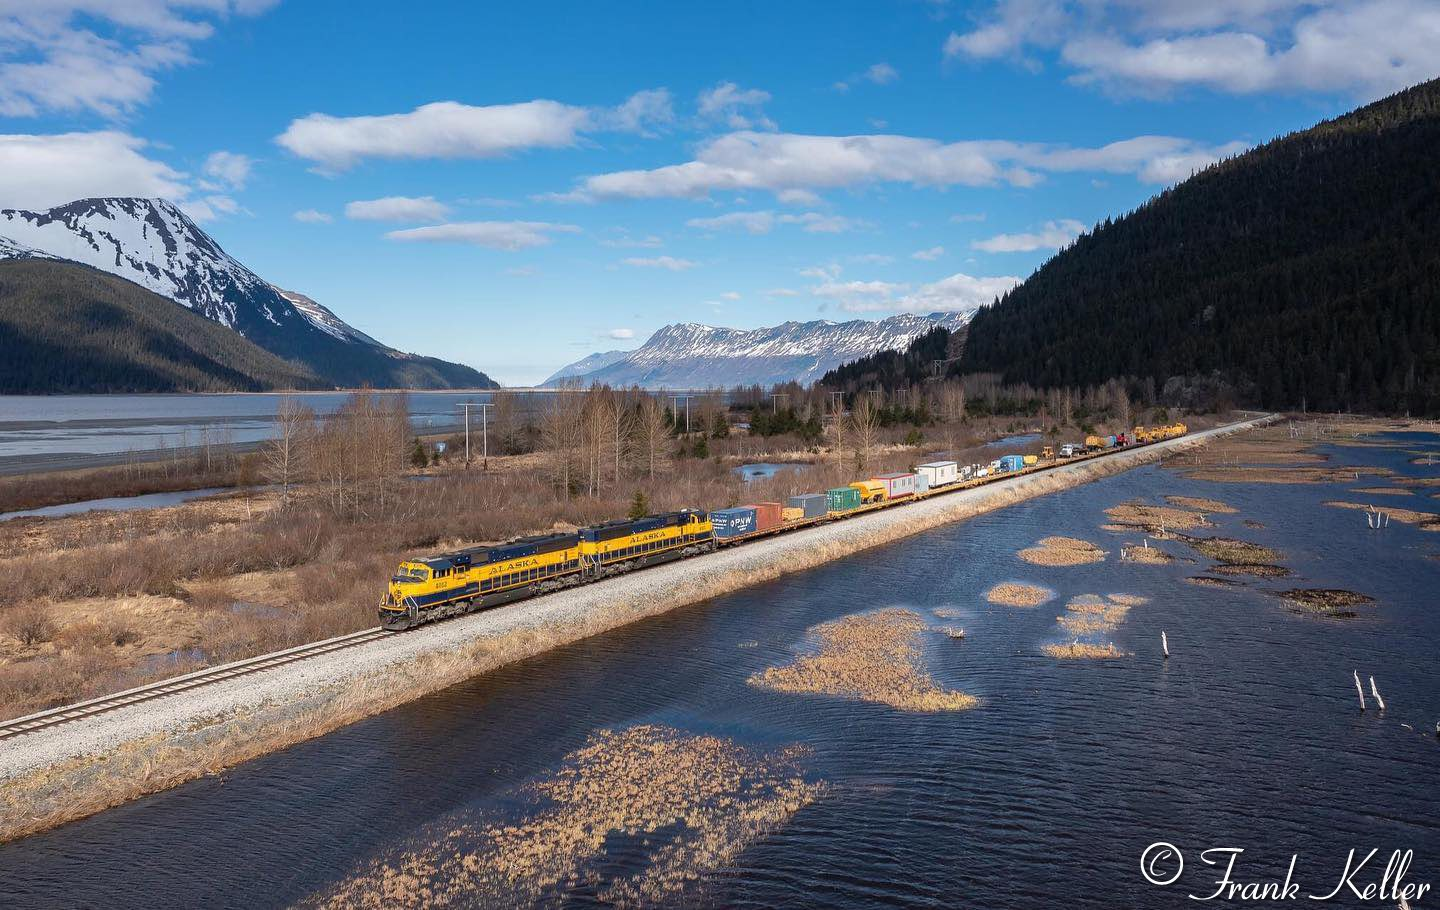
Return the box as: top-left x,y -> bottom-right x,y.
781,506 -> 805,522
917,460 -> 959,488
751,502 -> 783,531
710,507 -> 757,538
827,486 -> 862,512
1105,435 -> 1117,447
1023,454 -> 1039,466
787,493 -> 829,519
999,455 -> 1026,472
914,472 -> 930,494
872,472 -> 919,499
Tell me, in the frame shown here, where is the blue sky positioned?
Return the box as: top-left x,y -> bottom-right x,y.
1,1 -> 1438,384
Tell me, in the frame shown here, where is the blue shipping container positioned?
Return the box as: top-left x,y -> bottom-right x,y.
710,507 -> 758,538
1105,435 -> 1117,447
999,455 -> 1026,472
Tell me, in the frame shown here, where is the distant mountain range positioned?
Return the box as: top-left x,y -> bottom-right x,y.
961,78 -> 1440,415
0,198 -> 494,391
545,312 -> 972,389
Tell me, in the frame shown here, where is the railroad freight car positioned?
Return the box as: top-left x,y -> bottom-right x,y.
872,472 -> 919,499
710,507 -> 758,538
827,486 -> 862,512
917,461 -> 959,488
787,493 -> 829,519
999,455 -> 1026,472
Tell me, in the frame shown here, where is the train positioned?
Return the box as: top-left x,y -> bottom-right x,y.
379,422 -> 1190,630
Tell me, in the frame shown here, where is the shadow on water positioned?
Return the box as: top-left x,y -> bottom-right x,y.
4,436 -> 1440,908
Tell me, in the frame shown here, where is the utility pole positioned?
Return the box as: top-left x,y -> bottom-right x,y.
670,394 -> 693,435
478,402 -> 492,470
829,390 -> 844,468
771,392 -> 789,414
457,402 -> 491,469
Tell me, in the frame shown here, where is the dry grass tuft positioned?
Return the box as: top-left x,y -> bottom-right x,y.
1275,588 -> 1375,619
1164,495 -> 1237,513
749,609 -> 977,712
1349,487 -> 1413,497
1018,536 -> 1106,566
1210,563 -> 1290,577
1177,534 -> 1284,566
984,582 -> 1055,607
1323,501 -> 1440,528
1043,593 -> 1142,659
3,602 -> 57,647
1042,641 -> 1129,660
303,725 -> 825,908
1105,500 -> 1211,531
1121,542 -> 1174,563
1186,575 -> 1243,588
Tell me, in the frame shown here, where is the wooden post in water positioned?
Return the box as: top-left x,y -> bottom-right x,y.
1161,631 -> 1169,659
1353,671 -> 1367,711
1370,677 -> 1386,711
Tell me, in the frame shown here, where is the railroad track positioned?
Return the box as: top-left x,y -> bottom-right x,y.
0,627 -> 391,741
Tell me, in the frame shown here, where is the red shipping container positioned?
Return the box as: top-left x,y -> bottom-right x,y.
748,502 -> 784,531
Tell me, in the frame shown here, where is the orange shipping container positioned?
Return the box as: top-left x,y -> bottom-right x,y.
750,502 -> 784,531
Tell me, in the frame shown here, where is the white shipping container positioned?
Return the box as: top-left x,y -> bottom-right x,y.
872,472 -> 920,498
917,460 -> 959,488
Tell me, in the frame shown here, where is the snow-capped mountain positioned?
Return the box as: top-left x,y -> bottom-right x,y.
547,312 -> 971,389
0,235 -> 55,260
0,198 -> 493,389
542,349 -> 632,386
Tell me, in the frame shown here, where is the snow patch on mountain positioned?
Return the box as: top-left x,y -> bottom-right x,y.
273,287 -> 382,346
0,235 -> 55,260
547,312 -> 970,388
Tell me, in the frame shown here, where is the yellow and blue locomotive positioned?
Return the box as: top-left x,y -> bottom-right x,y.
380,509 -> 713,629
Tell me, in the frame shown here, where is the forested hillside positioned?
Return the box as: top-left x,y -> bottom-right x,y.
961,78 -> 1440,415
0,260 -> 324,393
819,326 -> 961,393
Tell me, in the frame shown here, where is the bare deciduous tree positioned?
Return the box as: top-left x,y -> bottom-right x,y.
262,396 -> 315,505
850,394 -> 880,473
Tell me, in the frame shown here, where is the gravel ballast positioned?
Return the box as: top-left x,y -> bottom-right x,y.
0,415 -> 1274,841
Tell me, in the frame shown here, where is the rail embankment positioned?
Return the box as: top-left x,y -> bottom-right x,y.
0,414 -> 1275,842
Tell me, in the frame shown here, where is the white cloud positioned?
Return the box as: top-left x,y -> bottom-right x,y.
835,62 -> 900,91
685,209 -> 863,235
600,88 -> 675,135
293,208 -> 333,224
620,255 -> 697,271
385,221 -> 581,251
563,129 -> 1241,202
599,231 -> 663,248
891,272 -> 1021,314
276,89 -> 671,172
0,130 -> 188,210
182,194 -> 240,222
946,0 -> 1440,99
201,151 -> 253,190
719,291 -> 741,300
0,2 -> 276,118
696,81 -> 775,129
763,287 -> 801,297
973,218 -> 1084,252
345,195 -> 451,222
912,245 -> 946,260
277,100 -> 589,172
606,328 -> 636,339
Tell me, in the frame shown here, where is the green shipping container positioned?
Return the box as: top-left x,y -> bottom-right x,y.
827,486 -> 862,512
